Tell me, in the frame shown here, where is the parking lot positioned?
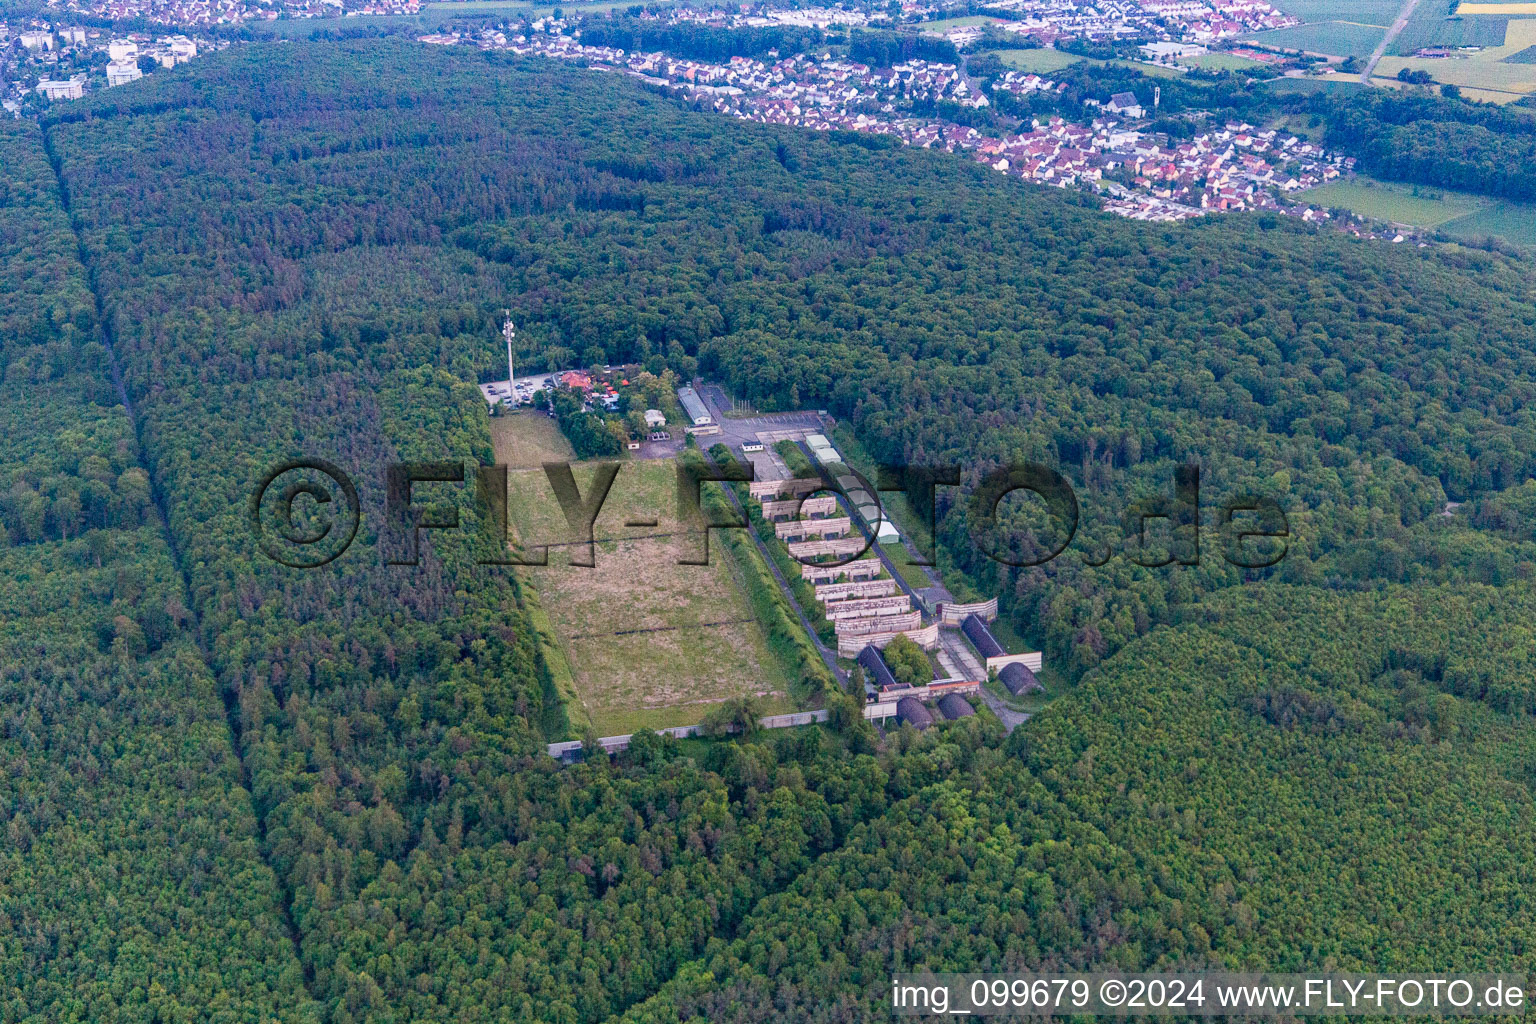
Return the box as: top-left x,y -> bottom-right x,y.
480,371 -> 558,408
697,385 -> 826,449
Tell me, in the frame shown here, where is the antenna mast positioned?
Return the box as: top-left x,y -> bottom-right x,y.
502,310 -> 515,391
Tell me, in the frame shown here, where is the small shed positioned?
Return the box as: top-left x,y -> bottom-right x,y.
896,696 -> 933,730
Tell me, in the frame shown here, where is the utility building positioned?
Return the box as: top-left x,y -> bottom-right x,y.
678,387 -> 712,425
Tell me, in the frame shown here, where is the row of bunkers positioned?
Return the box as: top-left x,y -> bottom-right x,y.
747,435 -> 1043,733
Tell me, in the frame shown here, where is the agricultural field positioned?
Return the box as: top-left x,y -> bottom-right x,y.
1301,176 -> 1491,226
1457,2 -> 1536,11
1390,1 -> 1512,52
1298,175 -> 1536,247
1375,16 -> 1536,100
994,47 -> 1187,78
491,423 -> 795,734
995,47 -> 1090,73
1262,75 -> 1369,94
1440,200 -> 1536,246
1242,19 -> 1389,56
1272,0 -> 1403,22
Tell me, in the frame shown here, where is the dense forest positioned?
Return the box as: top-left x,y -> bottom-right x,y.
8,37 -> 1536,1021
1313,89 -> 1536,202
577,17 -> 829,63
846,29 -> 959,68
0,119 -> 314,1023
617,585 -> 1536,1021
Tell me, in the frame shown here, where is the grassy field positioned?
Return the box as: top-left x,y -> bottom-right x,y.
1441,200 -> 1536,246
995,47 -> 1089,73
1243,20 -> 1389,56
1184,51 -> 1270,71
1299,175 -> 1536,248
994,47 -> 1188,78
1110,58 -> 1188,77
872,543 -> 936,593
488,409 -> 575,469
1302,177 -> 1491,226
921,14 -> 1002,30
1269,110 -> 1329,141
1374,17 -> 1536,100
504,458 -> 677,551
490,425 -> 796,735
1262,75 -> 1369,95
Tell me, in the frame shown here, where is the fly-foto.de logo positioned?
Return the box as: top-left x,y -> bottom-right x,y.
249,458 -> 1289,570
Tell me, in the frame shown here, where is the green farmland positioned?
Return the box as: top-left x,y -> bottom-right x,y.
1441,201 -> 1536,246
1184,51 -> 1271,71
995,47 -> 1090,73
1243,20 -> 1389,56
1303,177 -> 1491,227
